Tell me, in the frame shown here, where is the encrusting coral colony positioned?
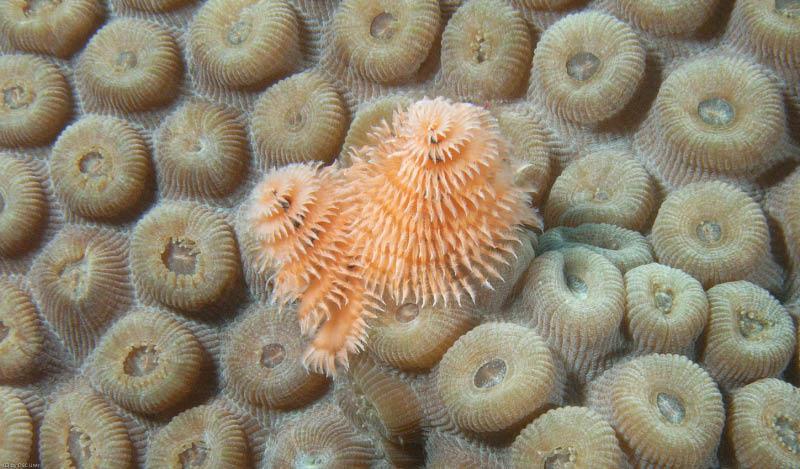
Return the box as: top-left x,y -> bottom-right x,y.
0,0 -> 799,467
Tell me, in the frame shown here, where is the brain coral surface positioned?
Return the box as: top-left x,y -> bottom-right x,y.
1,0 -> 799,468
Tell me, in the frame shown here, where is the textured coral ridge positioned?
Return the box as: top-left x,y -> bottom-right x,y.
245,97 -> 537,376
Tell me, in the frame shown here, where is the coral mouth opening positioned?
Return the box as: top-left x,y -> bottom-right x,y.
297,452 -> 328,468
124,345 -> 160,377
370,12 -> 397,40
59,258 -> 90,298
566,51 -> 600,82
776,0 -> 800,19
472,33 -> 489,64
593,189 -> 610,202
179,441 -> 209,468
737,310 -> 772,339
544,447 -> 576,469
260,343 -> 286,368
227,19 -> 251,45
115,51 -> 138,71
698,97 -> 734,127
654,288 -> 674,314
286,110 -> 306,131
473,358 -> 507,389
395,303 -> 419,323
656,392 -> 686,424
68,426 -> 93,467
773,416 -> 800,454
162,238 -> 199,275
0,320 -> 8,343
565,274 -> 588,299
695,221 -> 722,244
79,151 -> 107,177
3,85 -> 32,110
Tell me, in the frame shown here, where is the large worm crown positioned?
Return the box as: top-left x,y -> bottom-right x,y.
351,97 -> 540,305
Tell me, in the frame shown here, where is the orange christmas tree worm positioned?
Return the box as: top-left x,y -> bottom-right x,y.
245,98 -> 540,375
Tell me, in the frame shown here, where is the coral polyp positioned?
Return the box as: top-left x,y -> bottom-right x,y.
0,0 -> 104,58
651,181 -> 775,289
250,71 -> 348,168
588,354 -> 725,468
146,405 -> 250,468
511,406 -> 625,468
611,0 -> 720,37
701,281 -> 796,390
130,202 -> 240,311
29,226 -> 132,360
636,55 -> 787,186
513,247 -> 625,380
75,18 -> 181,113
537,223 -> 653,273
532,11 -> 645,125
188,0 -> 300,90
0,54 -> 72,147
623,263 -> 709,356
337,354 -> 424,452
366,300 -> 477,371
726,0 -> 800,73
0,156 -> 46,256
50,115 -> 151,219
544,149 -> 655,231
440,0 -> 532,100
39,389 -> 134,468
267,406 -> 375,468
329,0 -> 441,84
89,308 -> 205,415
727,378 -> 800,468
0,280 -> 44,383
221,305 -> 329,409
155,100 -> 248,200
436,323 -> 562,436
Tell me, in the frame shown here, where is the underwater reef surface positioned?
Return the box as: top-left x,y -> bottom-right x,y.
1,0 -> 799,467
